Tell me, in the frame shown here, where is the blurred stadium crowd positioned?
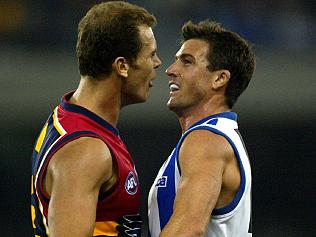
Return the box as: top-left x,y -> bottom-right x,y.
1,0 -> 315,50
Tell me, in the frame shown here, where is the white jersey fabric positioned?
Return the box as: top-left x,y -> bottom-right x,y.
148,112 -> 252,237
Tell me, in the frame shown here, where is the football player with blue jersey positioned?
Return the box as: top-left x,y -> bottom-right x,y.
148,20 -> 255,237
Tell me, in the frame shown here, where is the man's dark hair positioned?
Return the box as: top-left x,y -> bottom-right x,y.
76,1 -> 156,78
182,20 -> 255,108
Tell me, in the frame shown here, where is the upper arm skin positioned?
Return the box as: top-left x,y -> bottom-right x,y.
45,137 -> 113,237
160,130 -> 234,237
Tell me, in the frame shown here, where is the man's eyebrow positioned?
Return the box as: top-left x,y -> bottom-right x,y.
149,47 -> 157,55
175,53 -> 195,61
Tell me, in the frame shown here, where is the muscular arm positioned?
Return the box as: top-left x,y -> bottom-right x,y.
160,130 -> 233,237
45,137 -> 113,237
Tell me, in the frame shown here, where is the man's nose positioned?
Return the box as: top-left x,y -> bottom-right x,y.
165,62 -> 177,76
154,55 -> 162,69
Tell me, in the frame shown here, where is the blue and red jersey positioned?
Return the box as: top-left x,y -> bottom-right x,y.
31,92 -> 140,236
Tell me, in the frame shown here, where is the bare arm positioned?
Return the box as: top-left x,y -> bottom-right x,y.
45,137 -> 113,237
160,130 -> 233,237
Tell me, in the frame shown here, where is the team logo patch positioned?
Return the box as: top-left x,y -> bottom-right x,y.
125,171 -> 138,195
155,176 -> 167,187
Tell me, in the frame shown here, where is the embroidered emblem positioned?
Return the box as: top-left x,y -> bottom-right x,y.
125,171 -> 138,195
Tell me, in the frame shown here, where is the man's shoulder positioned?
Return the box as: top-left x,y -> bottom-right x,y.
50,136 -> 111,168
180,129 -> 233,163
46,136 -> 113,193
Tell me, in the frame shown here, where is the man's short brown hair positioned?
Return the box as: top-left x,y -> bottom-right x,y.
76,1 -> 156,78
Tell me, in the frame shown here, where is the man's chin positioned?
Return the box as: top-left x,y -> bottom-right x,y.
133,95 -> 149,104
167,100 -> 176,111
167,100 -> 186,116
122,96 -> 148,107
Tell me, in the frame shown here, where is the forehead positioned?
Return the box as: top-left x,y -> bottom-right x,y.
138,25 -> 156,50
176,39 -> 209,60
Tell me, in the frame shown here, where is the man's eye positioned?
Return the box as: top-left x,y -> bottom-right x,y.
182,59 -> 191,64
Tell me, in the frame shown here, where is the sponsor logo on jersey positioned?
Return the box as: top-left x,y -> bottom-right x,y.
125,171 -> 138,195
155,176 -> 167,187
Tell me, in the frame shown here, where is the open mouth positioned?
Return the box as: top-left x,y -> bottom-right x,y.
169,83 -> 180,92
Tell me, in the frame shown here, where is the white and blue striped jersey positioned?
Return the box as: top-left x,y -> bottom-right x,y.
148,112 -> 252,237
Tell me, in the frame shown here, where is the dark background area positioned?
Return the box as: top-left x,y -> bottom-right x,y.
1,0 -> 315,236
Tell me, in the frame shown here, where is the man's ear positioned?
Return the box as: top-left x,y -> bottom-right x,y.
112,57 -> 129,78
212,69 -> 231,90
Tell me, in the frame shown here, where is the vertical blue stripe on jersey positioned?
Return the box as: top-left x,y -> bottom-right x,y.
157,151 -> 176,230
32,114 -> 59,176
35,126 -> 60,178
31,192 -> 46,236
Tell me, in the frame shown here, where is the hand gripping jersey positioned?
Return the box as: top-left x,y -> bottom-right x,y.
31,92 -> 141,237
148,112 -> 252,237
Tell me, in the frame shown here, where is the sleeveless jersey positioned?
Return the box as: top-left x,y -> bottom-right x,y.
31,92 -> 140,237
148,112 -> 252,237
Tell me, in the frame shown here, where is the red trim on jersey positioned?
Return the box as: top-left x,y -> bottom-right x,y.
33,92 -> 141,227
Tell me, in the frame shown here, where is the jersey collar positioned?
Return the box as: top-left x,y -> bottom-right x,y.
61,91 -> 119,136
188,112 -> 237,130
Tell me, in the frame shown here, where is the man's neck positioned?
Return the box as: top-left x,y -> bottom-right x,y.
70,76 -> 122,127
177,100 -> 230,133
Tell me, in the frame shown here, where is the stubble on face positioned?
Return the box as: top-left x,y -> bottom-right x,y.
122,26 -> 159,105
166,39 -> 212,115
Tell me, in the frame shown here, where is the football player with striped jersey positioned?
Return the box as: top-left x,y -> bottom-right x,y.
148,20 -> 255,237
31,1 -> 161,237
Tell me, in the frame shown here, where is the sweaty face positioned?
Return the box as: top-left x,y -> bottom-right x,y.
166,39 -> 215,115
122,26 -> 161,105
